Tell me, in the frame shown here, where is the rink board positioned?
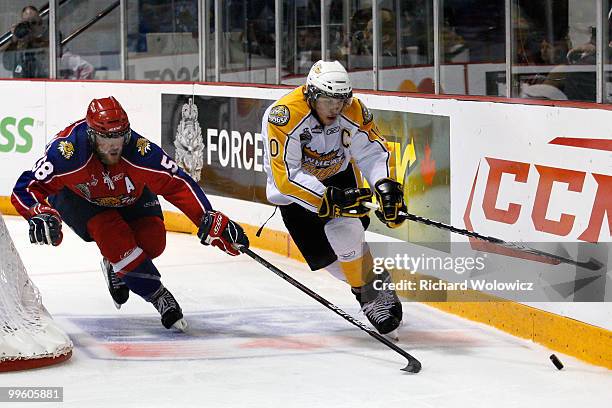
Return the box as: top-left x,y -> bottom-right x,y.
0,79 -> 610,369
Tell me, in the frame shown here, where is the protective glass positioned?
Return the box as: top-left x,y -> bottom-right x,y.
87,127 -> 130,143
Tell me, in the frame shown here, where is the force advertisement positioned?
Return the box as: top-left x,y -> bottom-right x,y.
160,93 -> 451,243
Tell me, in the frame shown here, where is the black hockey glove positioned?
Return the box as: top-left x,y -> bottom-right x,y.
198,210 -> 249,256
373,178 -> 406,229
318,186 -> 373,219
27,204 -> 63,246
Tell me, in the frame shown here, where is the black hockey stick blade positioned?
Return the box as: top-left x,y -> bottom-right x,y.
362,202 -> 604,271
238,246 -> 422,373
577,257 -> 604,271
401,357 -> 422,373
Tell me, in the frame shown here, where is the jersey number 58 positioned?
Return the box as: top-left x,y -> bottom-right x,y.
33,158 -> 54,181
161,155 -> 179,174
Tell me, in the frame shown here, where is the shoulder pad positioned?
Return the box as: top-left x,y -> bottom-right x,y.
358,99 -> 373,125
46,122 -> 90,165
134,136 -> 153,157
123,132 -> 155,158
56,139 -> 76,160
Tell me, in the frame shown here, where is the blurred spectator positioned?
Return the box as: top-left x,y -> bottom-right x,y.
520,20 -> 597,102
58,50 -> 95,80
566,26 -> 596,65
443,0 -> 505,63
296,28 -> 321,73
348,7 -> 397,67
364,9 -> 397,58
2,6 -> 49,78
398,3 -> 432,66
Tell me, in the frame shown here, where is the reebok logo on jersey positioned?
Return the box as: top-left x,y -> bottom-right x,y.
326,126 -> 340,135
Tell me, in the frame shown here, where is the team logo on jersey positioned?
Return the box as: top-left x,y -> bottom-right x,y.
268,105 -> 290,126
299,128 -> 312,145
58,141 -> 74,159
358,100 -> 373,125
311,124 -> 323,134
136,138 -> 151,156
74,183 -> 91,199
93,195 -> 137,207
302,147 -> 344,180
102,170 -> 115,190
174,98 -> 204,182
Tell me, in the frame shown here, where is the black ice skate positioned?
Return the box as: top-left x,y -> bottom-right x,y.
352,270 -> 402,339
100,257 -> 130,310
149,286 -> 188,332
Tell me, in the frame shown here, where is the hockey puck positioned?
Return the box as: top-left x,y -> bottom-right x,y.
549,354 -> 564,370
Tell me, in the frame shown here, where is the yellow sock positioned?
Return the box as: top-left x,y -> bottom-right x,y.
339,251 -> 375,288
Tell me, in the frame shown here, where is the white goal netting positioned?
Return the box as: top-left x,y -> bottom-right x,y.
0,212 -> 73,372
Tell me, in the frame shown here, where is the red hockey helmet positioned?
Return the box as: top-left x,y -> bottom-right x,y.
86,96 -> 131,144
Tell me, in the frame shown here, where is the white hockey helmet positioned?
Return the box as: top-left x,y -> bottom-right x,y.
305,60 -> 353,106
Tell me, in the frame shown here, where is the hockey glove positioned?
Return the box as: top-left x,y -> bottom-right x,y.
27,204 -> 63,246
374,178 -> 406,228
198,211 -> 249,256
318,186 -> 373,219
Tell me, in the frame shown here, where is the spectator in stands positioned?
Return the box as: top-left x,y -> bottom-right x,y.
2,5 -> 49,78
521,27 -> 597,102
350,8 -> 396,58
364,9 -> 397,59
296,28 -> 322,74
58,50 -> 95,80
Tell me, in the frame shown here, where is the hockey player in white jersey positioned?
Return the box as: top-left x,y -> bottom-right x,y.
261,60 -> 407,337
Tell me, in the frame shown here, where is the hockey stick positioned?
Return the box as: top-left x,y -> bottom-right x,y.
363,202 -> 603,271
239,246 -> 422,373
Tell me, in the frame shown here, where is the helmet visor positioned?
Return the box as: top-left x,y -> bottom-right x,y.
87,126 -> 131,141
314,95 -> 350,111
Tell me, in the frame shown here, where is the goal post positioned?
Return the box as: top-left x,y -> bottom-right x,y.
0,212 -> 73,372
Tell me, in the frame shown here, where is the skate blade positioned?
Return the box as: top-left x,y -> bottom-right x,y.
384,320 -> 403,342
101,259 -> 119,309
172,318 -> 188,333
384,329 -> 399,342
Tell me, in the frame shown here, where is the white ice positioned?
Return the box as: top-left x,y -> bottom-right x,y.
2,216 -> 611,408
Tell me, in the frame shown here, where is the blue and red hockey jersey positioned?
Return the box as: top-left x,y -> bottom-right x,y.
12,119 -> 212,225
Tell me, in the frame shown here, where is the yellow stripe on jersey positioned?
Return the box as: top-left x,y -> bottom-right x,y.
268,86 -> 311,131
343,97 -> 387,144
267,86 -> 324,209
268,126 -> 323,209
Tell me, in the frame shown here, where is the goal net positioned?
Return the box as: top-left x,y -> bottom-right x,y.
0,212 -> 73,372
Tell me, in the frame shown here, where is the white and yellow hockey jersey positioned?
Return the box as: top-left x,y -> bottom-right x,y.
262,86 -> 390,213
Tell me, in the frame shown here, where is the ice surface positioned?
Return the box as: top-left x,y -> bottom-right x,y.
2,216 -> 611,408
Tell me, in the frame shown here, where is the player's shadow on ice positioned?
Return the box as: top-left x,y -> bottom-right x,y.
66,306 -> 490,356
